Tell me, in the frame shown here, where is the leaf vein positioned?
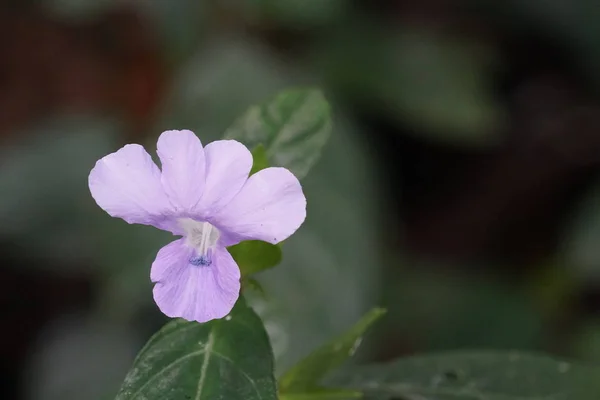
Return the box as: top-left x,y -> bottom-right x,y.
212,349 -> 264,400
263,91 -> 309,152
126,349 -> 207,400
195,330 -> 215,400
132,321 -> 198,364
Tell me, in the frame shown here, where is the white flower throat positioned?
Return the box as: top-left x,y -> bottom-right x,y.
179,218 -> 220,266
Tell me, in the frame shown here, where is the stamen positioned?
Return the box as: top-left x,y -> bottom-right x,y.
179,218 -> 220,267
189,254 -> 212,266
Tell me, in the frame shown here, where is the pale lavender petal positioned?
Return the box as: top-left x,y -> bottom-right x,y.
88,144 -> 175,229
150,238 -> 189,283
152,244 -> 241,323
193,140 -> 252,218
211,167 -> 306,245
157,130 -> 206,211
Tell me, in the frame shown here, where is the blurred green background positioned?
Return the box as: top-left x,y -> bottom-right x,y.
2,0 -> 600,399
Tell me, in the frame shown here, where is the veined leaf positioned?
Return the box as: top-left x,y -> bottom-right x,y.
280,308 -> 386,392
328,351 -> 600,400
225,88 -> 332,180
115,298 -> 277,400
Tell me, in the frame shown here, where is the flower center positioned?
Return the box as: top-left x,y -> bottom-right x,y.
179,218 -> 220,267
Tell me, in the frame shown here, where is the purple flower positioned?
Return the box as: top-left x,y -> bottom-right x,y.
89,130 -> 306,323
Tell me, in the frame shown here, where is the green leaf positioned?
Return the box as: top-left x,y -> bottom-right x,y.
114,298 -> 277,400
279,388 -> 362,400
280,308 -> 386,392
328,351 -> 600,399
224,88 -> 332,180
244,117 -> 381,375
242,277 -> 268,299
228,240 -> 283,276
251,144 -> 270,175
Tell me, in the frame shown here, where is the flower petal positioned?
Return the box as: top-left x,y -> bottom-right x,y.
193,140 -> 252,218
212,167 -> 306,245
152,243 -> 241,323
150,238 -> 189,283
88,144 -> 174,228
157,130 -> 206,211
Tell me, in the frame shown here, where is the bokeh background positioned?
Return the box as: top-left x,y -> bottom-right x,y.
2,0 -> 600,399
